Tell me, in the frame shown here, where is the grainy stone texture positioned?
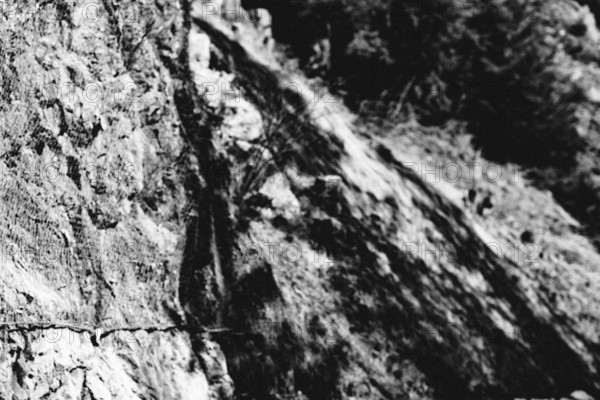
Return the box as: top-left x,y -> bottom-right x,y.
1,0 -> 600,399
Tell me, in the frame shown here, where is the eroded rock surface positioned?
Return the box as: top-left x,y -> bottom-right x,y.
1,1 -> 600,399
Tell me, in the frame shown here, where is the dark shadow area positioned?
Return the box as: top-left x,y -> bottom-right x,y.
241,0 -> 403,104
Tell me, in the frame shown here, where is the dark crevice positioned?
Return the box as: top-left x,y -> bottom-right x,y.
168,0 -> 236,335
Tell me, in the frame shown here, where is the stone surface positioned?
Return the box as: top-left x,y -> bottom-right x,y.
1,0 -> 600,399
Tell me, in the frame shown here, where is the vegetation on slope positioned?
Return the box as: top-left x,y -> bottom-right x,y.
242,0 -> 600,245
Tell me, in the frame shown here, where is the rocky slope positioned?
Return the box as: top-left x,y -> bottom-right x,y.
1,0 -> 600,399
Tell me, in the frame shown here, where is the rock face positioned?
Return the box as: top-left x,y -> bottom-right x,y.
1,0 -> 600,399
0,0 -> 231,398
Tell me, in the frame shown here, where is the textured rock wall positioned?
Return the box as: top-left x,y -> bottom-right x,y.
1,0 -> 600,399
0,0 -> 233,398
